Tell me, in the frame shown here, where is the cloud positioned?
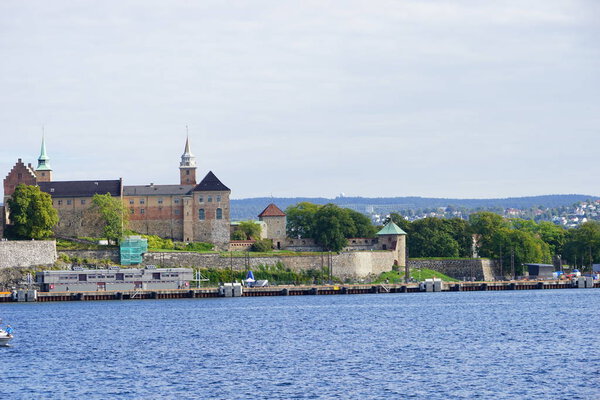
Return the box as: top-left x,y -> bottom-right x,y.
0,0 -> 598,199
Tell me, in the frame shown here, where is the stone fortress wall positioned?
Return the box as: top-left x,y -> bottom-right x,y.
408,258 -> 498,281
0,240 -> 57,268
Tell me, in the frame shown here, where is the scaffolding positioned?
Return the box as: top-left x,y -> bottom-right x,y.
120,236 -> 148,265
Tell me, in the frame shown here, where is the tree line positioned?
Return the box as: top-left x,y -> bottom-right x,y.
6,186 -> 600,272
287,202 -> 600,271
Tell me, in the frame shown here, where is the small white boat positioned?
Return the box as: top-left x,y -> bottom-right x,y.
0,329 -> 13,346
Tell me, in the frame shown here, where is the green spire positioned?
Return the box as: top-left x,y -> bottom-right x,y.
37,135 -> 52,171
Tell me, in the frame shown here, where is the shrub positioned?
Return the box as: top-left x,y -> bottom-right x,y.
186,242 -> 214,252
251,239 -> 273,252
141,234 -> 174,250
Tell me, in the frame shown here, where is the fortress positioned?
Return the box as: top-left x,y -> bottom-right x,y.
2,137 -> 407,267
3,137 -> 231,248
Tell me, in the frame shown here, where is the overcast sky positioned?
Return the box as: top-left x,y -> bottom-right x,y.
1,1 -> 598,199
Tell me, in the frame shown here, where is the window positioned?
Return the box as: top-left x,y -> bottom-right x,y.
80,199 -> 86,205
17,173 -> 22,179
158,198 -> 163,204
130,209 -> 134,214
140,199 -> 145,205
199,209 -> 205,220
50,188 -> 54,192
140,208 -> 145,214
174,198 -> 180,204
57,200 -> 63,206
174,209 -> 180,215
198,196 -> 203,203
186,170 -> 190,175
216,208 -> 223,220
216,195 -> 221,202
129,200 -> 134,205
208,196 -> 212,203
67,200 -> 72,205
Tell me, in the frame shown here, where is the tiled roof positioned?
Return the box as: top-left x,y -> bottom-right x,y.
123,185 -> 194,196
258,203 -> 286,217
38,180 -> 121,198
193,171 -> 230,192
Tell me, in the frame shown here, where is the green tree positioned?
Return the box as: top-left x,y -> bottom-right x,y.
285,202 -> 320,238
490,228 -> 551,275
444,218 -> 473,257
251,239 -> 273,252
533,221 -> 566,255
313,204 -> 352,251
469,212 -> 508,257
7,184 -> 58,239
231,230 -> 247,240
236,221 -> 262,240
346,209 -> 377,238
408,218 -> 460,257
91,193 -> 128,242
563,221 -> 600,269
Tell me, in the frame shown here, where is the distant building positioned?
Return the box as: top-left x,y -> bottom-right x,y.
258,203 -> 287,249
3,137 -> 231,249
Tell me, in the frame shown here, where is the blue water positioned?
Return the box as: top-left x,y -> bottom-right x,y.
1,290 -> 599,399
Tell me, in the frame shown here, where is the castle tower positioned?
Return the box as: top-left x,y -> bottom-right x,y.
258,203 -> 287,249
376,221 -> 407,267
179,136 -> 197,185
35,136 -> 52,182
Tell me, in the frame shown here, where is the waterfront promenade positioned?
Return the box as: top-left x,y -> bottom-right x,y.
2,279 -> 597,303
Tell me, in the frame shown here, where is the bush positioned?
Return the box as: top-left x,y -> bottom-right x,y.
251,239 -> 273,252
231,230 -> 247,240
141,234 -> 174,250
185,242 -> 214,252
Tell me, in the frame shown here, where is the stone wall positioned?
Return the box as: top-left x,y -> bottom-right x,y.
128,219 -> 184,241
59,249 -> 120,263
0,205 -> 4,238
408,258 -> 497,281
0,240 -> 57,268
54,208 -> 105,238
142,250 -> 396,279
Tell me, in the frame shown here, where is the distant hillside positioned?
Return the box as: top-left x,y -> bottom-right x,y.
231,194 -> 597,221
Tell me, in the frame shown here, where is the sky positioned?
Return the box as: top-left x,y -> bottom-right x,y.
1,0 -> 598,199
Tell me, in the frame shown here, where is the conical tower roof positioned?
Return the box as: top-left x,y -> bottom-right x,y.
37,136 -> 52,171
180,135 -> 196,168
377,221 -> 407,235
258,203 -> 286,217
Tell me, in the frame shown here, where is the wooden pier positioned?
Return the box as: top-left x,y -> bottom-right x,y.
0,278 -> 597,303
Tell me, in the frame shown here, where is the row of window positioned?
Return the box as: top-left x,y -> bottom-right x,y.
130,208 -> 181,215
55,199 -> 86,206
127,196 -> 223,205
129,208 -> 224,219
198,195 -> 221,203
199,208 -> 223,220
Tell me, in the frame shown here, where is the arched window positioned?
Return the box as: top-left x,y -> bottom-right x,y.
216,208 -> 223,220
199,209 -> 205,220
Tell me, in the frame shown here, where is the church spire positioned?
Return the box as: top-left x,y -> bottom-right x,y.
179,130 -> 197,185
35,134 -> 53,182
37,135 -> 52,171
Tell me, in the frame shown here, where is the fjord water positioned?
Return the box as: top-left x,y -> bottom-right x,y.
1,290 -> 598,399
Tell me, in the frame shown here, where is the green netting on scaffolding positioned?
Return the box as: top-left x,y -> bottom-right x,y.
120,236 -> 149,265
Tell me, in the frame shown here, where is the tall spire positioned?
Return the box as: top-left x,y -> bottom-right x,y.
37,134 -> 52,171
180,129 -> 196,168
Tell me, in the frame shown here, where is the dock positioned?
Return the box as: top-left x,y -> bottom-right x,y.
0,278 -> 598,303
